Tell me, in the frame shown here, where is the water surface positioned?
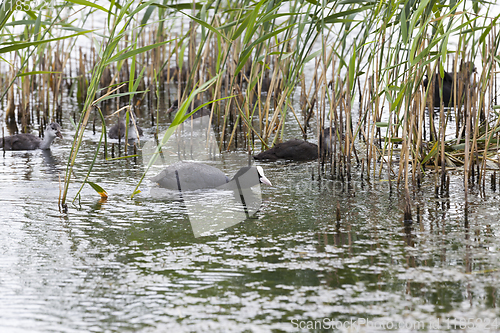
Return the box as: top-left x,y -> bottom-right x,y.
1,120 -> 500,333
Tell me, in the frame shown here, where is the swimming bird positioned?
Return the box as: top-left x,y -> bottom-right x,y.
253,128 -> 338,162
150,161 -> 272,191
0,123 -> 63,150
253,139 -> 319,161
108,112 -> 143,140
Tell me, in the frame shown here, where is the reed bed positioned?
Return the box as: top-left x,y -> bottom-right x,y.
0,0 -> 498,215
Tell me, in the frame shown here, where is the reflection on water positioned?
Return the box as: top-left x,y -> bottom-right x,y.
1,130 -> 500,332
151,185 -> 262,238
41,149 -> 61,175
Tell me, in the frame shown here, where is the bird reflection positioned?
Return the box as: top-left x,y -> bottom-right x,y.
41,149 -> 64,179
150,180 -> 263,238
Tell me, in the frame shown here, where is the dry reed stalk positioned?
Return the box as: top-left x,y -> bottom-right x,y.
267,86 -> 289,144
464,79 -> 472,201
328,58 -> 336,161
396,91 -> 409,186
345,76 -> 352,182
198,33 -> 212,90
175,37 -> 182,102
414,88 -> 425,184
21,73 -> 30,129
330,57 -> 339,174
478,56 -> 495,189
43,54 -> 50,120
38,55 -> 45,123
470,72 -> 480,186
426,63 -> 437,142
165,40 -> 173,83
52,43 -> 72,118
226,104 -> 241,151
318,73 -> 326,172
380,72 -> 395,181
367,53 -> 380,180
439,101 -> 446,184
189,3 -> 196,84
336,76 -> 345,175
250,62 -> 263,135
78,47 -> 87,103
211,73 -> 225,147
260,68 -> 282,141
358,59 -> 372,145
302,57 -> 323,130
5,66 -> 15,123
340,87 -> 351,180
261,64 -> 280,140
404,93 -> 416,221
30,62 -> 36,124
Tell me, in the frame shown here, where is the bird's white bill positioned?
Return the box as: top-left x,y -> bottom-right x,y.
259,175 -> 272,186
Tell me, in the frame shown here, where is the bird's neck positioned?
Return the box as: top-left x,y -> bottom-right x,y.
39,134 -> 55,149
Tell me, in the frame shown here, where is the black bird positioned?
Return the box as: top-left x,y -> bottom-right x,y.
1,123 -> 63,150
167,100 -> 211,119
423,62 -> 475,107
108,112 -> 143,140
253,139 -> 319,161
253,128 -> 338,162
150,161 -> 272,191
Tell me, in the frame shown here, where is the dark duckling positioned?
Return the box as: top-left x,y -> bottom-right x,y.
321,127 -> 337,155
108,111 -> 143,140
254,128 -> 337,162
253,139 -> 319,161
1,123 -> 63,150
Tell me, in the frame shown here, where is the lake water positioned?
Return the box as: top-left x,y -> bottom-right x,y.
2,2 -> 500,331
1,96 -> 500,332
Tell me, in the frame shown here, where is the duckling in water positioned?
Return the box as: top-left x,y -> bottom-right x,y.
108,111 -> 143,140
1,123 -> 63,150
